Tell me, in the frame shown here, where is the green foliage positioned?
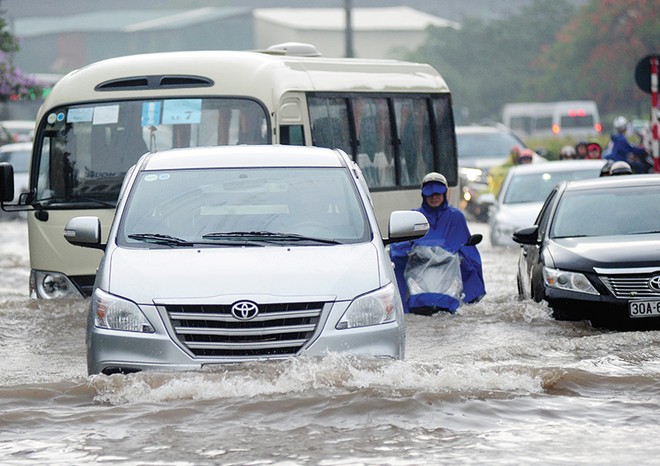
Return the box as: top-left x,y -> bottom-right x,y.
409,0 -> 576,123
0,14 -> 18,53
532,0 -> 659,120
525,135 -> 610,161
410,0 -> 659,125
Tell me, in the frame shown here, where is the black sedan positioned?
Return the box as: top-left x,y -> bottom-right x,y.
513,175 -> 660,329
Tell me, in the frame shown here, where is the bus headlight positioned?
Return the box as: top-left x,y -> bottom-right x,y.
30,270 -> 81,299
336,283 -> 402,329
92,288 -> 154,333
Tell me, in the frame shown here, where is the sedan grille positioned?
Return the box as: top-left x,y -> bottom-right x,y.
600,274 -> 660,299
165,302 -> 324,358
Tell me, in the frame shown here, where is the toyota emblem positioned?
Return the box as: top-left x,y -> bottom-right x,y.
231,301 -> 259,320
649,276 -> 660,292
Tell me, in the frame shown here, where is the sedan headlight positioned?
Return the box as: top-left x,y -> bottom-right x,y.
543,267 -> 598,295
336,282 -> 402,329
460,167 -> 485,183
92,288 -> 155,333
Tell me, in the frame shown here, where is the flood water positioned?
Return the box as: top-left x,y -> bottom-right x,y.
2,219 -> 660,465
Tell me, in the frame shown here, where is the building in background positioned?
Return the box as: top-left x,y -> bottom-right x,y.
9,6 -> 458,76
11,8 -> 254,75
253,7 -> 459,59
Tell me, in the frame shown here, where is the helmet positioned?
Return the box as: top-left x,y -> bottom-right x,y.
518,148 -> 534,163
421,172 -> 448,196
609,161 -> 632,176
422,172 -> 448,187
600,160 -> 613,177
613,116 -> 628,132
559,145 -> 576,159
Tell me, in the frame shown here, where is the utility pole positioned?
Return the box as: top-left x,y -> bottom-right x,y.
344,0 -> 354,58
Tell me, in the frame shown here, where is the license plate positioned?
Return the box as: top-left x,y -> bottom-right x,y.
629,300 -> 660,318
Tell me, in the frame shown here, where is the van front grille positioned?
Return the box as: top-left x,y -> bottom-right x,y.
165,301 -> 324,358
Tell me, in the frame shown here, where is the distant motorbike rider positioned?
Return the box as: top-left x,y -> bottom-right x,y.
390,172 -> 486,315
605,116 -> 649,173
487,145 -> 521,198
575,141 -> 588,159
585,140 -> 602,159
560,145 -> 577,160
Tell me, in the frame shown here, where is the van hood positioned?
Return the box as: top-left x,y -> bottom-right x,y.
106,243 -> 383,304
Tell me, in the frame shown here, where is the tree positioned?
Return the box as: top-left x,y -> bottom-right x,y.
0,12 -> 42,101
532,0 -> 659,121
408,0 -> 576,123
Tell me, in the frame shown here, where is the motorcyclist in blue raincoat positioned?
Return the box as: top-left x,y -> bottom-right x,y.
604,116 -> 649,173
390,172 -> 486,315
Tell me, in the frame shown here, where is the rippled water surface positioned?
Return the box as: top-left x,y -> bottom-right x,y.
2,219 -> 660,465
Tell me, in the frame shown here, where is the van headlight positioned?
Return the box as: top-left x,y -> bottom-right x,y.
92,288 -> 155,333
336,283 -> 402,329
543,267 -> 598,295
30,270 -> 82,299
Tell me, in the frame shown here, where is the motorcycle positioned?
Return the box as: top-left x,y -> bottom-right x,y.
392,234 -> 485,315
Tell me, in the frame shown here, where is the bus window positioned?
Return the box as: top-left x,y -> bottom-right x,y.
353,97 -> 394,188
279,125 -> 305,145
432,96 -> 458,186
308,96 -> 352,155
395,97 -> 433,186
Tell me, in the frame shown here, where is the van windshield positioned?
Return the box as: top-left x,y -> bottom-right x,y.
33,98 -> 269,207
119,167 -> 371,246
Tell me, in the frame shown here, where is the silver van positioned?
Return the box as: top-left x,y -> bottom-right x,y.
64,145 -> 429,375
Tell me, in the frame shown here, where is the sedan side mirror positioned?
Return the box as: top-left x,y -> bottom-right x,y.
512,225 -> 540,245
64,216 -> 106,250
384,210 -> 429,245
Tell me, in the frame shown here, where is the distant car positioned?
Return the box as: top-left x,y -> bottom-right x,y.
63,145 -> 430,375
489,159 -> 605,246
0,142 -> 31,219
456,124 -> 544,221
0,120 -> 35,143
513,175 -> 660,329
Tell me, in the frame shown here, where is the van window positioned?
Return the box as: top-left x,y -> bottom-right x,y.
35,98 -> 269,204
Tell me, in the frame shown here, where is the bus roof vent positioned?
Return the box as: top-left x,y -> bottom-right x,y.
264,42 -> 322,57
95,75 -> 214,91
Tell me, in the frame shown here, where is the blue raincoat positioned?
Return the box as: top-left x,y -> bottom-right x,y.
390,198 -> 486,313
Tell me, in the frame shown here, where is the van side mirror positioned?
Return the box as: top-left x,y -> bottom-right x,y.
64,216 -> 105,250
0,162 -> 15,202
383,210 -> 429,245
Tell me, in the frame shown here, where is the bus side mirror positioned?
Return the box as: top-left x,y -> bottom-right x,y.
0,162 -> 15,202
64,216 -> 105,250
383,210 -> 429,245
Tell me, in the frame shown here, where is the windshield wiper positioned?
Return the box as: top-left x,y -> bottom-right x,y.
202,231 -> 341,245
128,233 -> 195,247
629,230 -> 660,235
34,195 -> 116,208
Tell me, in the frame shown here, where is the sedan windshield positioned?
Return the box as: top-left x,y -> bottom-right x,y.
503,167 -> 601,204
551,185 -> 660,238
119,167 -> 370,246
456,131 -> 523,159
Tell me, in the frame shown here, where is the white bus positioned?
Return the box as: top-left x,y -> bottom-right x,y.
0,45 -> 458,299
502,100 -> 602,139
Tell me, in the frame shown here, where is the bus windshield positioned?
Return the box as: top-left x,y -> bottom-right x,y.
34,98 -> 269,206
